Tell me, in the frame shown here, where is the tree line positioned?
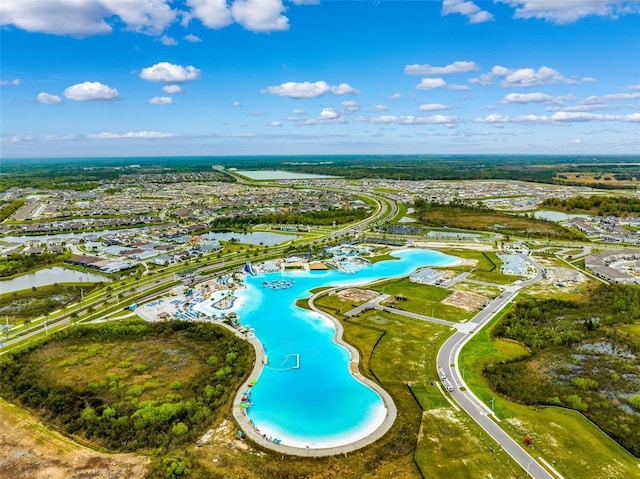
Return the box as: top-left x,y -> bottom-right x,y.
542,195 -> 640,216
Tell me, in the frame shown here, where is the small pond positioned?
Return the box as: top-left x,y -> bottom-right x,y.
1,267 -> 109,294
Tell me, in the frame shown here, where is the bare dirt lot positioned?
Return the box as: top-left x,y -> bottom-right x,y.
335,288 -> 379,303
442,290 -> 488,311
0,399 -> 148,479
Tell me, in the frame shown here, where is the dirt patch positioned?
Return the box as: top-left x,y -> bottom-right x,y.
198,419 -> 248,452
545,266 -> 587,284
442,290 -> 488,311
0,399 -> 148,479
335,288 -> 379,303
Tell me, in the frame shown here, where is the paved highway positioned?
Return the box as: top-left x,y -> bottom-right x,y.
437,256 -> 555,479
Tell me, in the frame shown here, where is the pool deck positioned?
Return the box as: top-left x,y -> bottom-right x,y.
231,287 -> 398,457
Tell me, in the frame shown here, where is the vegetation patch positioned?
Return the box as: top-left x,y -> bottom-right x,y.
542,195 -> 640,216
0,283 -> 99,319
416,407 -> 524,479
412,200 -> 581,240
485,285 -> 640,456
0,252 -> 73,278
0,319 -> 253,453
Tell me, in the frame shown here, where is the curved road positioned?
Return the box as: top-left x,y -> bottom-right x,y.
437,256 -> 554,479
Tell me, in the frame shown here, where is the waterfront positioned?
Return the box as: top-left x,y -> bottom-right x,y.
237,248 -> 459,448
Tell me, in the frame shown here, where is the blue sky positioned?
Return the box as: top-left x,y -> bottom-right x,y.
1,0 -> 639,158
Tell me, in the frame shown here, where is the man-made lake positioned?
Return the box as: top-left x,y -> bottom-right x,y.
204,231 -> 299,245
237,170 -> 336,180
1,267 -> 109,294
237,248 -> 459,448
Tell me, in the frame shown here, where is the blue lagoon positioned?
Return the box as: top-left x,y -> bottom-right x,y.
234,248 -> 460,450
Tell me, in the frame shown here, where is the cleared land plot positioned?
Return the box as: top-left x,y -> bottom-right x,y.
525,257 -> 597,300
335,287 -> 380,304
451,281 -> 502,299
0,398 -> 148,479
442,290 -> 488,312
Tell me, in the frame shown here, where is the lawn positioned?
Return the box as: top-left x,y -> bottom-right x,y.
436,248 -> 520,285
370,278 -> 475,321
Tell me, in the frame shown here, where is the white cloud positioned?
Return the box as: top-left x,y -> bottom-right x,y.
471,65 -> 590,88
442,0 -> 494,23
360,114 -> 459,125
262,81 -> 358,98
140,62 -> 201,83
37,92 -> 63,104
269,121 -> 282,127
416,78 -> 447,90
502,66 -> 567,87
0,0 -> 177,36
162,84 -> 182,94
0,79 -> 20,86
475,113 -> 548,124
291,109 -> 306,114
476,110 -> 640,124
64,81 -> 118,101
0,0 -> 112,36
149,96 -> 172,105
374,104 -> 388,111
623,84 -> 640,91
320,108 -> 340,120
184,33 -> 202,42
501,92 -> 556,103
342,100 -> 360,112
186,0 -> 232,29
331,83 -> 359,95
498,0 -> 640,24
233,101 -> 241,107
581,92 -> 640,105
389,93 -> 402,100
419,103 -> 450,111
102,0 -> 176,34
447,84 -> 469,91
159,35 -> 177,46
550,111 -> 601,122
231,0 -> 289,32
405,61 -> 480,76
88,131 -> 178,139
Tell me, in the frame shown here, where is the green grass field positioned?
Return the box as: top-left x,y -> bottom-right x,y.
435,248 -> 520,285
370,278 -> 475,321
